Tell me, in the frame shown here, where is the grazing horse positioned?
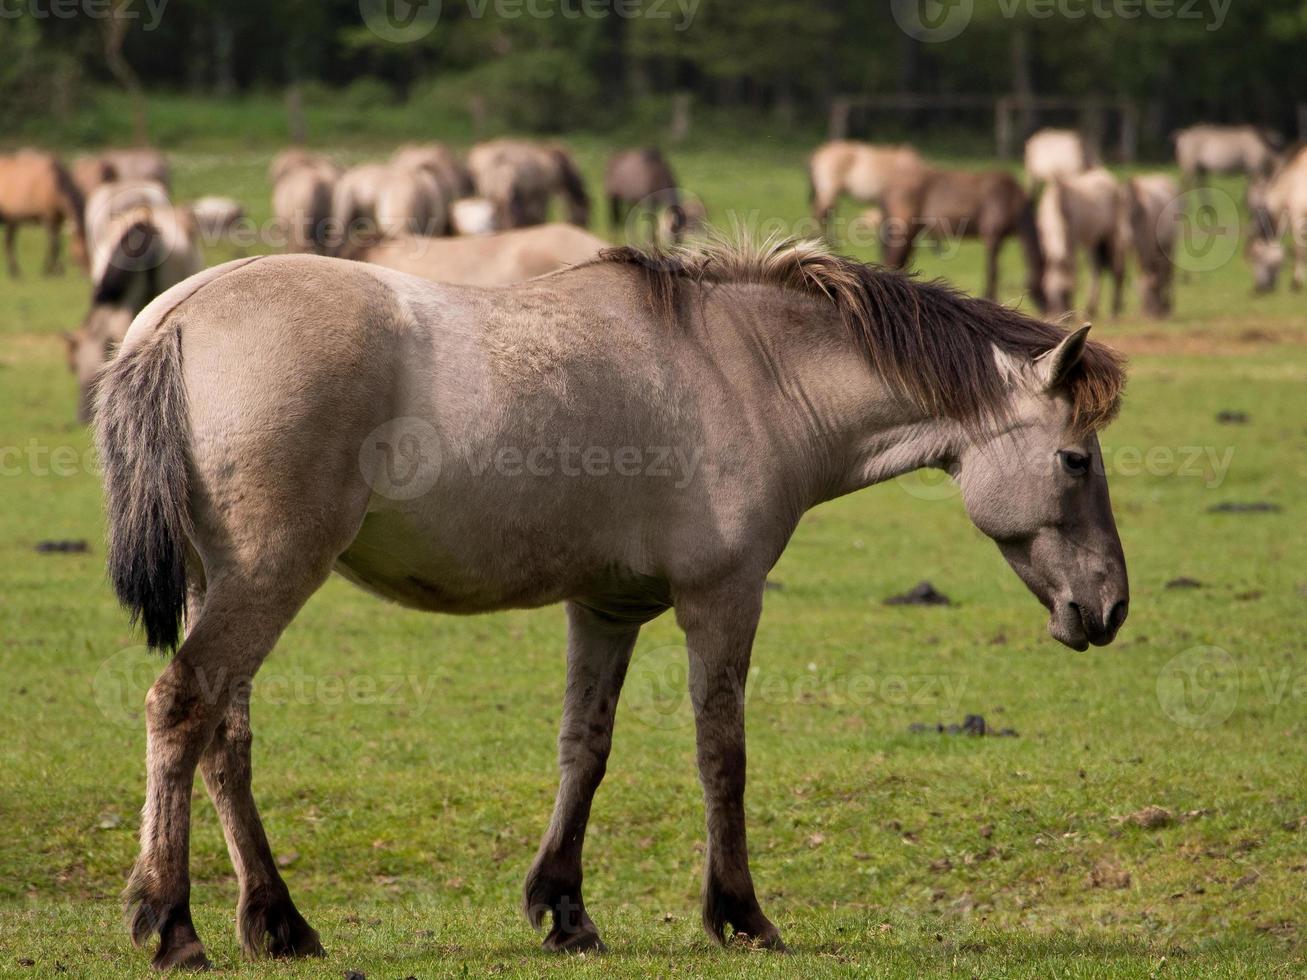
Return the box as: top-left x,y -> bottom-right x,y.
187,197 -> 246,244
97,237 -> 1128,969
808,140 -> 926,239
1174,124 -> 1280,200
271,158 -> 338,255
0,150 -> 87,277
268,148 -> 340,187
376,164 -> 448,239
72,154 -> 118,200
67,203 -> 202,421
102,148 -> 172,192
1037,168 -> 1130,319
468,139 -> 591,228
604,147 -> 682,241
1024,128 -> 1094,188
343,223 -> 608,286
1126,174 -> 1180,317
391,143 -> 475,203
84,180 -> 173,273
881,168 -> 1046,310
1246,146 -> 1307,293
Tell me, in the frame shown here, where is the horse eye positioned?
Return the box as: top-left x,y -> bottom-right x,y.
1058,451 -> 1091,476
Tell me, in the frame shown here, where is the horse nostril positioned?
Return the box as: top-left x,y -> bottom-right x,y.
1106,599 -> 1129,634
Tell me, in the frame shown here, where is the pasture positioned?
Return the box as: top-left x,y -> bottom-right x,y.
1,137 -> 1304,978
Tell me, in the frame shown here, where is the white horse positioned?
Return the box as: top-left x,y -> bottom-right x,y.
1246,147 -> 1307,293
1024,129 -> 1094,188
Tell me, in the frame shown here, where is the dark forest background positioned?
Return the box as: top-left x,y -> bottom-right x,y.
3,0 -> 1304,153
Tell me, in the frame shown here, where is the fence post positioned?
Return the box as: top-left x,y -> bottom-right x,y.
1119,101 -> 1138,163
996,96 -> 1013,159
828,96 -> 851,140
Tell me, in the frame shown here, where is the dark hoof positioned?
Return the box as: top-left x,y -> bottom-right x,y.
730,924 -> 786,952
125,875 -> 210,970
703,880 -> 783,952
542,925 -> 606,954
239,891 -> 324,959
152,940 -> 212,971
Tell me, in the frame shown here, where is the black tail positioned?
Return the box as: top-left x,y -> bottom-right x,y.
94,323 -> 192,652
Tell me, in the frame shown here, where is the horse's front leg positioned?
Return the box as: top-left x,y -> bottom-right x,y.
676,581 -> 783,950
525,601 -> 640,953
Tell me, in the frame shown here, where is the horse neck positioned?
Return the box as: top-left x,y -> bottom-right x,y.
706,283 -> 968,505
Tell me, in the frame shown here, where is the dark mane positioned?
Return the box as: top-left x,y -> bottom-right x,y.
598,238 -> 1125,435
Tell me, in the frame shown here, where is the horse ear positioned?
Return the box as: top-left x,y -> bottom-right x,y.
1036,323 -> 1091,391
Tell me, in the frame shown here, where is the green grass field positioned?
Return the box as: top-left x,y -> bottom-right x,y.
1,132 -> 1304,977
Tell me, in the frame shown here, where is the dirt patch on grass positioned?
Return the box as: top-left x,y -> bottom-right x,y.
1101,324 -> 1307,357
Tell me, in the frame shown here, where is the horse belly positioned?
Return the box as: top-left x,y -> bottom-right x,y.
335,503 -> 576,614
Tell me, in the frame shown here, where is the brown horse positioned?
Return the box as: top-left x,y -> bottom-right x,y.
72,149 -> 172,199
468,139 -> 590,228
0,150 -> 87,277
96,237 -> 1127,969
881,167 -> 1046,310
343,223 -> 607,286
604,147 -> 682,241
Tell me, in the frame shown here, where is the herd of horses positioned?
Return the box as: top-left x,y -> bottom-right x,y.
811,123 -> 1304,323
0,120 -> 1287,968
0,123 -> 1300,428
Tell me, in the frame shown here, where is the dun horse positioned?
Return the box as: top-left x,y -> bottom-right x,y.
1246,146 -> 1307,292
271,155 -> 338,254
808,140 -> 926,239
68,202 -> 202,421
881,168 -> 1046,310
97,238 -> 1128,968
343,223 -> 607,286
604,147 -> 682,242
1174,124 -> 1281,199
1037,168 -> 1130,319
468,139 -> 591,229
1127,174 -> 1180,317
0,150 -> 87,277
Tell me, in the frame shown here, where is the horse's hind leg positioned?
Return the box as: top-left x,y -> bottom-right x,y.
199,695 -> 323,959
125,551 -> 337,969
4,222 -> 19,278
525,601 -> 640,953
44,218 -> 62,275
